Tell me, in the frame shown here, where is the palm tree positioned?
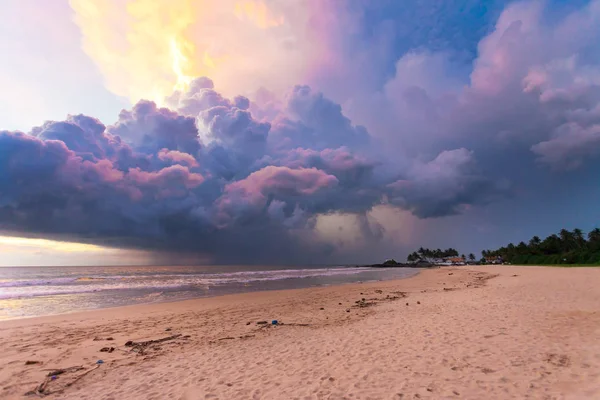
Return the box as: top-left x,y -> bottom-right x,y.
559,229 -> 574,251
572,228 -> 585,248
468,253 -> 476,261
482,227 -> 600,265
541,234 -> 561,255
588,228 -> 600,251
529,235 -> 541,248
588,228 -> 600,242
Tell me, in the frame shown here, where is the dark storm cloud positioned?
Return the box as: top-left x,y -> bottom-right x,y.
0,75 -> 499,262
387,148 -> 507,218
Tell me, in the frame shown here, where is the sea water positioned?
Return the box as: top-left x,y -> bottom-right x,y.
0,265 -> 419,320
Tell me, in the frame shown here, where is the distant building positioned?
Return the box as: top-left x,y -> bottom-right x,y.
447,257 -> 466,265
485,256 -> 504,264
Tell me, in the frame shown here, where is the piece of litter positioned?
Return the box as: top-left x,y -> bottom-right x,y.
96,360 -> 104,364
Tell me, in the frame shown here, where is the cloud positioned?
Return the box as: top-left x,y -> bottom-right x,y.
69,0 -> 337,103
214,166 -> 338,226
109,100 -> 201,156
387,148 -> 504,218
343,0 -> 600,174
11,0 -> 600,263
0,78 -> 498,262
531,123 -> 600,169
157,149 -> 199,168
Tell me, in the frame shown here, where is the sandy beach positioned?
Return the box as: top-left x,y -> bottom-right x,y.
1,266 -> 599,399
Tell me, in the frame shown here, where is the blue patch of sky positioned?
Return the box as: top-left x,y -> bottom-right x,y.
347,0 -> 594,85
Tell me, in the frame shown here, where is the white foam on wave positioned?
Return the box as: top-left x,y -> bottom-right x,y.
0,267 -> 394,300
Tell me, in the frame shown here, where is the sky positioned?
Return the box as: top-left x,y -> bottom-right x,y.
1,0 -> 600,266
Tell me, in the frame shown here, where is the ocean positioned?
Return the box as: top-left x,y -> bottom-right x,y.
0,265 -> 419,320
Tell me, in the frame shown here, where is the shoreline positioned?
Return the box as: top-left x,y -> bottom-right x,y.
1,266 -> 599,399
0,267 -> 421,324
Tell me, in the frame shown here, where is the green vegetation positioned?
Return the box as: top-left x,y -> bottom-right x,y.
407,247 -> 460,262
482,228 -> 600,265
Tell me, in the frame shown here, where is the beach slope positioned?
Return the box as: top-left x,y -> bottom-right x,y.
1,266 -> 599,399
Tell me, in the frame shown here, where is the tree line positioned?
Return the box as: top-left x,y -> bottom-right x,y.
406,248 -> 476,262
482,228 -> 600,265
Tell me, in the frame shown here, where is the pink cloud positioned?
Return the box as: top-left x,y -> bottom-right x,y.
157,148 -> 199,167
127,165 -> 204,189
226,165 -> 338,199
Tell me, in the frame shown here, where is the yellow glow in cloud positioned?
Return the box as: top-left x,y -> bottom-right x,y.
69,0 -> 327,104
234,0 -> 284,29
0,235 -> 108,253
70,0 -> 210,103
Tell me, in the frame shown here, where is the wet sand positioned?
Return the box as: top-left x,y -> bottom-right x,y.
1,266 -> 599,399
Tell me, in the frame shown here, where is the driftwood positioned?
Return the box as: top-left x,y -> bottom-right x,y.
26,334 -> 189,396
125,333 -> 182,347
65,364 -> 101,388
32,378 -> 51,397
27,366 -> 89,397
42,366 -> 85,377
125,334 -> 182,354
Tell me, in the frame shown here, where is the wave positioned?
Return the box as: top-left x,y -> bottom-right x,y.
0,277 -> 80,288
0,267 -> 387,300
